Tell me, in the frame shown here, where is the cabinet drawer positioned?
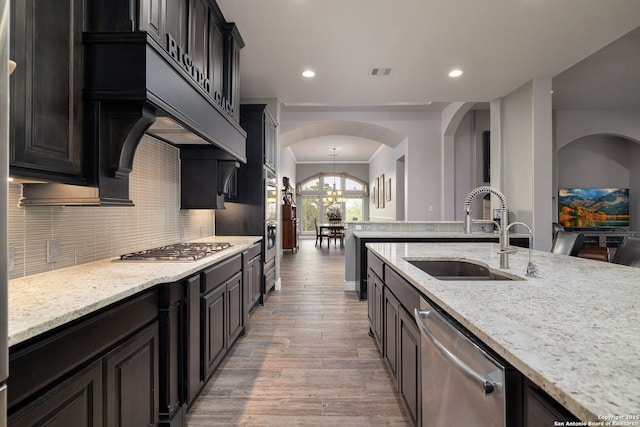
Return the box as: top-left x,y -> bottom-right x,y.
245,242 -> 262,260
202,254 -> 242,293
368,251 -> 384,280
384,266 -> 420,316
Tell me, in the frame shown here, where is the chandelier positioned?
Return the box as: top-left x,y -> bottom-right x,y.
323,147 -> 344,204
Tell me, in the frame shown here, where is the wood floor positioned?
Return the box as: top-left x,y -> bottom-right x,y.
186,238 -> 410,426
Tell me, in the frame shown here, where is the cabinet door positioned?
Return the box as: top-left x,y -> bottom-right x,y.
10,0 -> 84,182
263,112 -> 277,171
227,272 -> 244,344
8,360 -> 103,427
367,271 -> 383,350
367,270 -> 377,341
252,256 -> 263,308
104,323 -> 159,427
525,382 -> 578,426
399,307 -> 421,427
202,284 -> 226,380
384,289 -> 399,386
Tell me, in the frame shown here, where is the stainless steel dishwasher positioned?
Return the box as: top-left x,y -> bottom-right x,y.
415,299 -> 520,427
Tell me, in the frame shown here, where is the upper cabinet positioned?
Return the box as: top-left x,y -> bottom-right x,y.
241,104 -> 278,173
9,0 -> 84,184
12,0 -> 246,206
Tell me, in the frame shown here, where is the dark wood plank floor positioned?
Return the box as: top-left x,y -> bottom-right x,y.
186,238 -> 410,426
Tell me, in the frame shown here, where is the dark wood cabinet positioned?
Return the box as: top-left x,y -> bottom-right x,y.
9,0 -> 84,184
367,252 -> 385,350
104,323 -> 159,427
8,248 -> 255,427
524,380 -> 578,426
282,205 -> 298,252
368,250 -> 423,426
399,307 -> 421,427
201,254 -> 244,381
244,243 -> 263,315
202,283 -> 226,380
9,296 -> 159,427
383,289 -> 399,385
263,111 -> 277,171
226,271 -> 244,344
8,360 -> 103,427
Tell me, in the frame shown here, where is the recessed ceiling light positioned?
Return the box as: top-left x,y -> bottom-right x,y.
302,70 -> 316,78
448,69 -> 463,78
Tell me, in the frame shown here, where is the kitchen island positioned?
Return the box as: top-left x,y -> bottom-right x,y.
7,235 -> 262,426
348,223 -> 529,299
367,241 -> 640,423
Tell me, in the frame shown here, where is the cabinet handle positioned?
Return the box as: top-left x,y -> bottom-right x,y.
414,308 -> 497,395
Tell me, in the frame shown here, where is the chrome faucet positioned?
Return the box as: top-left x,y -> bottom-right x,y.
463,186 -> 511,268
505,221 -> 538,277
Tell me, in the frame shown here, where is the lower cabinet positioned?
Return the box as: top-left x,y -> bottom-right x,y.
368,249 -> 582,427
104,323 -> 159,426
8,360 -> 103,427
383,288 -> 399,383
8,290 -> 158,427
201,254 -> 245,383
202,283 -> 227,380
9,247 -> 258,427
368,250 -> 423,427
524,380 -> 579,426
398,307 -> 421,426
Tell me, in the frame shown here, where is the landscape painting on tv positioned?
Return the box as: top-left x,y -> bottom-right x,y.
558,188 -> 630,229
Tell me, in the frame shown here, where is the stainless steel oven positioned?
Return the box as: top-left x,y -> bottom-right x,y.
265,168 -> 278,263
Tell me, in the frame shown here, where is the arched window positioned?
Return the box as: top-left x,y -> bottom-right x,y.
297,173 -> 368,234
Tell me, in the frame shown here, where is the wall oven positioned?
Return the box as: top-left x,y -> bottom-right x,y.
265,168 -> 278,263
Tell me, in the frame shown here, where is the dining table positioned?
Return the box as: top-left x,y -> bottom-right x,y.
318,222 -> 346,248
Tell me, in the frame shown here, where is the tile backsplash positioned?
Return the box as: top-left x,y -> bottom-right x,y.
8,135 -> 215,279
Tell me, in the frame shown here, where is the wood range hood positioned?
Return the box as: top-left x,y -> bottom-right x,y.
20,0 -> 246,207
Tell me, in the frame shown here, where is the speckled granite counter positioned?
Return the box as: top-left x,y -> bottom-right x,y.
8,236 -> 262,347
367,241 -> 640,422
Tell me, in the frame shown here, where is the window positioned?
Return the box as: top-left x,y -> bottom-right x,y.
297,173 -> 367,233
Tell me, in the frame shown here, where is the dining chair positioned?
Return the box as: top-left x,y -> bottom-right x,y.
550,231 -> 584,256
327,218 -> 345,248
314,218 -> 329,247
611,236 -> 640,267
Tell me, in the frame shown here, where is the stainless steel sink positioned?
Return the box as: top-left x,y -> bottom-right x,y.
407,260 -> 522,281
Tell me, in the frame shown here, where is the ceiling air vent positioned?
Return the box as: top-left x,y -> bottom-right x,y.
370,67 -> 392,77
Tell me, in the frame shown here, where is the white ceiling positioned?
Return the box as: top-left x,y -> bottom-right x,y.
217,0 -> 640,161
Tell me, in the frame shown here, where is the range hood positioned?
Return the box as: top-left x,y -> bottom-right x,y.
20,3 -> 246,207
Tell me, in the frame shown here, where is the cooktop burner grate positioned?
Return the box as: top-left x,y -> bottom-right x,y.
120,242 -> 232,261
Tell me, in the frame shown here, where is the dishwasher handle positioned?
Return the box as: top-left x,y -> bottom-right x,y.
415,308 -> 496,395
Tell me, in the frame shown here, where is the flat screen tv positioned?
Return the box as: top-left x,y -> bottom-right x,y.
558,188 -> 630,229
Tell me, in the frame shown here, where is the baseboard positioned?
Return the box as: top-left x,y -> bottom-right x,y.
275,277 -> 282,291
344,280 -> 356,291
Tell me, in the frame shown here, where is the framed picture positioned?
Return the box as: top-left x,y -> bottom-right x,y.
371,185 -> 376,204
385,178 -> 391,202
378,174 -> 385,208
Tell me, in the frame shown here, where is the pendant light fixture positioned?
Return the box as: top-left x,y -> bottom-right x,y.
323,147 -> 344,204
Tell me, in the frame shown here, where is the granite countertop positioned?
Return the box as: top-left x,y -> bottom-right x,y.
8,236 -> 262,347
366,242 -> 640,422
352,230 -> 528,238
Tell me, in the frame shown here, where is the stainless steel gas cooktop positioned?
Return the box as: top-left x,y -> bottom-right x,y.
120,242 -> 232,261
